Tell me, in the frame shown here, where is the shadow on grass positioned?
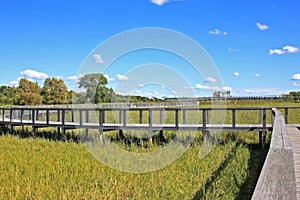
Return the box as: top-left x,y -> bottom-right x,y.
235,144 -> 269,200
192,143 -> 269,200
192,140 -> 241,200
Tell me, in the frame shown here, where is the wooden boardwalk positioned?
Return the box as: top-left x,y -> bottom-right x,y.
0,106 -> 274,135
288,125 -> 300,199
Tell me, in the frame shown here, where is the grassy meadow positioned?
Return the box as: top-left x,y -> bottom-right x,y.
0,99 -> 299,199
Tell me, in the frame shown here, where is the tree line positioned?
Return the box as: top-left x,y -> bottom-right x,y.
0,73 -> 154,106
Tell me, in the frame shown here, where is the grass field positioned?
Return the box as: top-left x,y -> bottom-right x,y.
0,99 -> 298,199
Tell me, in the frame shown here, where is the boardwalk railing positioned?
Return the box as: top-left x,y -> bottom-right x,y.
252,108 -> 297,200
0,106 -> 273,131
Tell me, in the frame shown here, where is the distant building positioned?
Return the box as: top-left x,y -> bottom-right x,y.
213,91 -> 231,99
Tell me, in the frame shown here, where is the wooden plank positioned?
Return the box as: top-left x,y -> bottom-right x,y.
252,108 -> 297,200
287,125 -> 300,200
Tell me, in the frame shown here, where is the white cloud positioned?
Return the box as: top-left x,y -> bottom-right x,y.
254,73 -> 260,78
55,76 -> 64,80
233,72 -> 239,77
209,29 -> 228,35
9,80 -> 19,86
292,82 -> 300,87
104,74 -> 115,81
243,88 -> 287,95
256,22 -> 269,31
93,54 -> 104,64
116,74 -> 129,81
292,73 -> 300,80
269,49 -> 285,55
204,77 -> 217,83
20,69 -> 48,80
229,48 -> 238,52
283,45 -> 299,53
269,45 -> 299,55
66,75 -> 78,81
150,0 -> 169,6
195,84 -> 232,91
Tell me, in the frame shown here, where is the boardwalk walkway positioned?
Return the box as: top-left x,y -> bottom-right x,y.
288,125 -> 300,199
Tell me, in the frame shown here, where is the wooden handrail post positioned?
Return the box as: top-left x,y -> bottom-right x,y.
123,109 -> 126,127
85,110 -> 89,123
285,108 -> 289,124
160,109 -> 163,124
203,109 -> 207,129
99,109 -> 104,126
119,110 -> 122,124
232,109 -> 236,128
62,109 -> 65,125
148,109 -> 153,143
20,109 -> 24,123
148,109 -> 152,128
57,110 -> 60,123
71,110 -> 75,122
32,109 -> 35,124
46,110 -> 49,125
10,108 -> 13,123
175,109 -> 179,128
36,109 -> 39,121
263,109 -> 267,130
79,110 -> 83,126
139,110 -> 143,124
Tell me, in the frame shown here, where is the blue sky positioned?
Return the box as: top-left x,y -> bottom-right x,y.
0,0 -> 299,97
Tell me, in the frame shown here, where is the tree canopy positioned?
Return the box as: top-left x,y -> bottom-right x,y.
78,73 -> 112,104
14,78 -> 41,105
41,78 -> 68,104
0,73 -> 157,106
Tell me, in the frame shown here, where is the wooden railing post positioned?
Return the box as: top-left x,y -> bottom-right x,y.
203,109 -> 207,129
62,109 -> 66,141
123,109 -> 127,127
2,108 -> 4,121
139,110 -> 143,124
232,109 -> 236,128
10,108 -> 13,123
46,110 -> 49,125
98,109 -> 104,142
79,110 -> 83,126
32,109 -> 35,124
119,110 -> 123,124
148,109 -> 153,143
20,109 -> 24,124
160,109 -> 163,124
175,109 -> 179,128
285,108 -> 289,124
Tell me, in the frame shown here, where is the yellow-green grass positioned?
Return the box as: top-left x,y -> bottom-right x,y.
0,132 -> 254,199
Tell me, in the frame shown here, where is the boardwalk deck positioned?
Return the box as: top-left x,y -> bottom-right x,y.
287,125 -> 300,199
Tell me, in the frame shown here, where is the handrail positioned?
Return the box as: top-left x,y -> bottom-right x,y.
252,108 -> 296,199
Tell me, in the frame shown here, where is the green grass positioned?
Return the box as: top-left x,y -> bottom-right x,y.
0,133 -> 248,199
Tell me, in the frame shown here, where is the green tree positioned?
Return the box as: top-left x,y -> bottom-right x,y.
68,90 -> 87,104
0,86 -> 15,105
78,73 -> 112,104
41,78 -> 68,104
284,91 -> 300,102
14,78 -> 41,105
